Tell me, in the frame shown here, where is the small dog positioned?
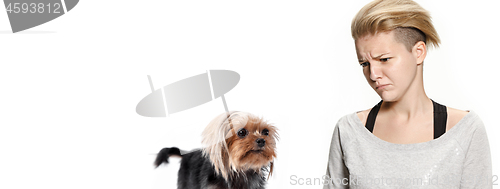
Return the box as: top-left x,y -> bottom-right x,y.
154,111 -> 278,189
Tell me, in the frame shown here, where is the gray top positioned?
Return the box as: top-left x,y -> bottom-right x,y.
324,111 -> 492,188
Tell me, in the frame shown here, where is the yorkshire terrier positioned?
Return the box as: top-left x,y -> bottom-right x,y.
154,111 -> 278,189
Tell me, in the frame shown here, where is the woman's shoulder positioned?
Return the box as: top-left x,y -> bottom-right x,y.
355,108 -> 371,126
446,107 -> 470,132
333,112 -> 365,140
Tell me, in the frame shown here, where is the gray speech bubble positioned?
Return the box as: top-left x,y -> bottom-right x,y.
3,0 -> 79,33
136,70 -> 240,117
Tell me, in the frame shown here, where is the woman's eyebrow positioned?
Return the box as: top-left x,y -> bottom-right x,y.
358,52 -> 390,63
372,53 -> 390,59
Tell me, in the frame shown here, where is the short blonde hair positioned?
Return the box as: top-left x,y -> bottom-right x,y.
351,0 -> 440,50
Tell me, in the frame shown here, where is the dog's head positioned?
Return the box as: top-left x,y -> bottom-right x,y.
201,111 -> 278,180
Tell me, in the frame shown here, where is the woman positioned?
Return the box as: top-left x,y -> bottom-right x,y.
324,0 -> 492,188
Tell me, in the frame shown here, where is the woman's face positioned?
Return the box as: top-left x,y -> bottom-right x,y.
355,30 -> 425,102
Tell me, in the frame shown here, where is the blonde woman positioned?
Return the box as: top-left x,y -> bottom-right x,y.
324,0 -> 492,188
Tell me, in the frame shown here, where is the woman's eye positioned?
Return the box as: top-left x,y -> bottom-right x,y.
360,62 -> 369,67
380,58 -> 390,62
237,128 -> 248,137
262,129 -> 269,136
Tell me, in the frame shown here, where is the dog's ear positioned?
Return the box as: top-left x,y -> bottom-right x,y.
201,111 -> 251,180
202,111 -> 236,148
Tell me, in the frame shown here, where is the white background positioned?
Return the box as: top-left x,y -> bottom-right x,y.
0,0 -> 498,188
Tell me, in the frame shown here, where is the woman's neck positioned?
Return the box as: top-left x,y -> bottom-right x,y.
381,89 -> 432,120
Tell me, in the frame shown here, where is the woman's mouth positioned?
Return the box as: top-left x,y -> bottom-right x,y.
376,84 -> 390,90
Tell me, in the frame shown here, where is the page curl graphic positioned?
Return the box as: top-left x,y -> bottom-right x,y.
3,0 -> 79,33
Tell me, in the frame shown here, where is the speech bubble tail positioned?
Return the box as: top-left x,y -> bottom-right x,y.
221,94 -> 229,114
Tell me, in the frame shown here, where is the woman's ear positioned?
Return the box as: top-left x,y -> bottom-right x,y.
413,41 -> 427,65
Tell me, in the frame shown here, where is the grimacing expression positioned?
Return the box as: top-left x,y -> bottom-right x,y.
355,30 -> 426,102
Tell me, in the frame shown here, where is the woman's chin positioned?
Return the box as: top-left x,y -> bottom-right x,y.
378,92 -> 398,102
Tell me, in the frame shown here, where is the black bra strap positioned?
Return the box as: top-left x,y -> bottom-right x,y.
364,100 -> 447,139
365,100 -> 382,133
432,100 -> 447,139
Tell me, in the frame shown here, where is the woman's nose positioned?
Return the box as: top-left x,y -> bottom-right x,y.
369,64 -> 382,81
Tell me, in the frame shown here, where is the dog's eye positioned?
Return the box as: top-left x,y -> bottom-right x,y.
262,129 -> 269,136
237,128 -> 248,138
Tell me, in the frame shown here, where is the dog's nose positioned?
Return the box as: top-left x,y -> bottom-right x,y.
256,138 -> 266,147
